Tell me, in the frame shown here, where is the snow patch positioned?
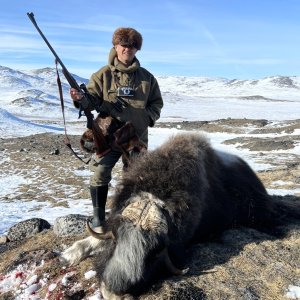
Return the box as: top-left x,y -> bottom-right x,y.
286,285 -> 300,299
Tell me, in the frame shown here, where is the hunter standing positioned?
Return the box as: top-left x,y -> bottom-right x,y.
70,27 -> 163,228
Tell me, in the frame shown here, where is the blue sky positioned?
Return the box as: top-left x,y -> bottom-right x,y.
1,0 -> 300,79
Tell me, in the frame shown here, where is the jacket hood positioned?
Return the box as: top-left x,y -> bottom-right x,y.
108,48 -> 140,74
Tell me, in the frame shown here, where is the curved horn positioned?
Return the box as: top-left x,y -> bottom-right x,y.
161,248 -> 189,276
86,222 -> 115,240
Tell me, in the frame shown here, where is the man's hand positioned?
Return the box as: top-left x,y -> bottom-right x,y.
70,88 -> 83,101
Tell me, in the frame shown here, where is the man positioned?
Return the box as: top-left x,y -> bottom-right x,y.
70,27 -> 163,228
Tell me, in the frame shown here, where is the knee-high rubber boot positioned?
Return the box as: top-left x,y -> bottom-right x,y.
90,185 -> 108,228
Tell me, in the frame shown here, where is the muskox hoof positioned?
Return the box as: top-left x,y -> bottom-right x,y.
59,236 -> 94,266
59,249 -> 80,266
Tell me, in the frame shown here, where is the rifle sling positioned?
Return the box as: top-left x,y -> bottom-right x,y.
55,61 -> 91,164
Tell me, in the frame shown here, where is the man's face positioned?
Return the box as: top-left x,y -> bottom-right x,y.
115,44 -> 138,66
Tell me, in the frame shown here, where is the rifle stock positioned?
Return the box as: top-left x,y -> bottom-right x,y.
27,12 -> 110,157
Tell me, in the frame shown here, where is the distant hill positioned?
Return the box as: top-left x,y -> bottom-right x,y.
156,74 -> 300,100
1,65 -> 300,102
0,65 -> 299,137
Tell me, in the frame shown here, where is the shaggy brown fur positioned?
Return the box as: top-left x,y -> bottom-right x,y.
112,27 -> 143,50
80,115 -> 122,153
80,115 -> 146,166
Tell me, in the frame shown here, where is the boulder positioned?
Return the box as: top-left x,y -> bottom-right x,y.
53,214 -> 91,237
7,218 -> 51,241
0,235 -> 8,244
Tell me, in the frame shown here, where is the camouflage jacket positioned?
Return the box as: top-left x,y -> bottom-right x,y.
81,48 -> 163,145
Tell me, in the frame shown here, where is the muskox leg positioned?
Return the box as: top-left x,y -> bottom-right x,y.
60,236 -> 105,266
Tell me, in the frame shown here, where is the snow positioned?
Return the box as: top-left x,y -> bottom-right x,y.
48,283 -> 57,292
84,270 -> 97,280
0,174 -> 31,197
0,66 -> 299,299
286,285 -> 300,299
87,293 -> 103,300
0,259 -> 99,299
0,263 -> 47,299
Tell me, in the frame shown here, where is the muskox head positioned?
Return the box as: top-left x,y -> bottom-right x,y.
87,192 -> 188,298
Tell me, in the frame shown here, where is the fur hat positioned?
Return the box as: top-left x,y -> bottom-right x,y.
112,27 -> 143,50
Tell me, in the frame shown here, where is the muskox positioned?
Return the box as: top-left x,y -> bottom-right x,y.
61,133 -> 300,299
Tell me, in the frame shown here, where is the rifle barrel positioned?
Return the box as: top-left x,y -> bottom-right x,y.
27,12 -> 80,90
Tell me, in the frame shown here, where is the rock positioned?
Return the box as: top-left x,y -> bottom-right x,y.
51,148 -> 60,155
7,218 -> 51,241
0,235 -> 8,244
53,214 -> 91,237
64,289 -> 86,300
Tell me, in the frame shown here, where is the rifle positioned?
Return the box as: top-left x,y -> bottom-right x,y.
27,12 -> 111,158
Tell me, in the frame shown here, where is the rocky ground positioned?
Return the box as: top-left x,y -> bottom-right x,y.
0,118 -> 299,300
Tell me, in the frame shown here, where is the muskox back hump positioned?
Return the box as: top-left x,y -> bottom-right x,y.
120,133 -> 211,195
213,149 -> 277,230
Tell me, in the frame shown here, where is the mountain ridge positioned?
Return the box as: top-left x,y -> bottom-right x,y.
1,65 -> 300,138
1,65 -> 300,97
